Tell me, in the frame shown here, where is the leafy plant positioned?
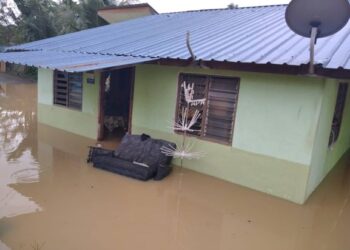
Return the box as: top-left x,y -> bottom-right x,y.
30,241 -> 45,250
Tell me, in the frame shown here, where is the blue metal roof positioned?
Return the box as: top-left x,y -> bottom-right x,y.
0,51 -> 154,72
2,5 -> 350,71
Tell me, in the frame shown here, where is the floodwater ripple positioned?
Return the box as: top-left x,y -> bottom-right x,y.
0,75 -> 41,250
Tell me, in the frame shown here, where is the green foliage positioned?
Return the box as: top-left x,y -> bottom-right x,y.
0,0 -> 139,46
0,25 -> 18,45
0,0 -> 20,45
30,241 -> 45,250
15,0 -> 58,42
54,0 -> 85,34
228,3 -> 239,9
118,0 -> 139,6
79,0 -> 139,28
80,0 -> 107,28
25,66 -> 38,77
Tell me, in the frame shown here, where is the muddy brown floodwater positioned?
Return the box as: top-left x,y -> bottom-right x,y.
0,73 -> 350,250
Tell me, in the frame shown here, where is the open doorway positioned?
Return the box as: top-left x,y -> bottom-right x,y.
98,67 -> 134,143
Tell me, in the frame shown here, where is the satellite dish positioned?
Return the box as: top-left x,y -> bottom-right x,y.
286,0 -> 350,38
285,0 -> 350,74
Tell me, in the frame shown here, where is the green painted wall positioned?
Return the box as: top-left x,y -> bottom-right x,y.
37,69 -> 53,105
233,74 -> 323,165
133,126 -> 309,204
37,69 -> 100,139
306,80 -> 350,198
132,64 -> 326,204
307,79 -> 337,197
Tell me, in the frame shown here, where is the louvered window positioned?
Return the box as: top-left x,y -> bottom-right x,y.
54,71 -> 83,110
176,74 -> 240,144
329,83 -> 348,146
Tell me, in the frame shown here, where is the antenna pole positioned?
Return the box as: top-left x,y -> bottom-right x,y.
309,27 -> 318,74
186,31 -> 196,61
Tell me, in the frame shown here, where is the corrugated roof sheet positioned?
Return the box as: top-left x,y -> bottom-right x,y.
3,5 -> 350,70
0,51 -> 154,72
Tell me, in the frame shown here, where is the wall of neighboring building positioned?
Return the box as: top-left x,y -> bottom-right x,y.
37,68 -> 100,139
132,64 -> 327,204
98,8 -> 155,24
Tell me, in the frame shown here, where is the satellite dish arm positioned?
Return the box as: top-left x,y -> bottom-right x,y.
309,27 -> 318,74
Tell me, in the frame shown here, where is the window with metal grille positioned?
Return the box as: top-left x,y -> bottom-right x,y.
54,71 -> 83,110
176,73 -> 240,144
329,83 -> 348,146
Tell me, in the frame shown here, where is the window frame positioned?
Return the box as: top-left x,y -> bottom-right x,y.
53,70 -> 83,111
328,82 -> 348,147
175,73 -> 240,145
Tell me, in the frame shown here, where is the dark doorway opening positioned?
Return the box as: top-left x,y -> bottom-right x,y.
98,67 -> 134,142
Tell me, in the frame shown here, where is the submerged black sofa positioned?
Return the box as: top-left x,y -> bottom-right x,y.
87,134 -> 176,181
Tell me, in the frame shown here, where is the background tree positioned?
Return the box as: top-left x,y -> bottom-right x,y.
118,0 -> 139,6
54,0 -> 85,34
80,0 -> 107,28
0,0 -> 139,45
80,0 -> 139,29
0,0 -> 138,76
228,2 -> 239,9
15,0 -> 58,42
0,0 -> 20,45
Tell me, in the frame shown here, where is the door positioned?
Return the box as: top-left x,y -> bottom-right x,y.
98,67 -> 135,141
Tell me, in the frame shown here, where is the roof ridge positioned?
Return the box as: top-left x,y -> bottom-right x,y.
160,4 -> 288,15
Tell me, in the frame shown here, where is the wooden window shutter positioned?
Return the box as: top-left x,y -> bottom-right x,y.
329,82 -> 348,146
54,71 -> 69,107
176,73 -> 240,144
204,77 -> 239,144
54,71 -> 83,111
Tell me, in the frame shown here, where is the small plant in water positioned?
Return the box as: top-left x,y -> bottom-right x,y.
161,82 -> 206,167
31,241 -> 45,250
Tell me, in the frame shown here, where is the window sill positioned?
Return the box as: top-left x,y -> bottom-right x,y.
53,104 -> 82,112
174,131 -> 232,146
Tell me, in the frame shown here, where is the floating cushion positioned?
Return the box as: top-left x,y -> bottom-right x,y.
114,134 -> 144,162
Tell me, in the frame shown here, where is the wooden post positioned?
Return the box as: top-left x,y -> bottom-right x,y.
98,71 -> 107,141
0,62 -> 6,73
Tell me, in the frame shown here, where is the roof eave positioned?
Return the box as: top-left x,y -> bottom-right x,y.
151,58 -> 350,79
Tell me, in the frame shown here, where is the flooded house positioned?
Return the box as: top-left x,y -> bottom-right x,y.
1,4 -> 350,205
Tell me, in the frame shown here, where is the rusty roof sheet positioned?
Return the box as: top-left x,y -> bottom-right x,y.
4,5 -> 350,71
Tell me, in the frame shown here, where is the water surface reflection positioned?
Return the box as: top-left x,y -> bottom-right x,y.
0,75 -> 41,249
0,76 -> 41,213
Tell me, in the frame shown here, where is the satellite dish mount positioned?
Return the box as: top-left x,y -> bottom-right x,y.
309,24 -> 319,74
